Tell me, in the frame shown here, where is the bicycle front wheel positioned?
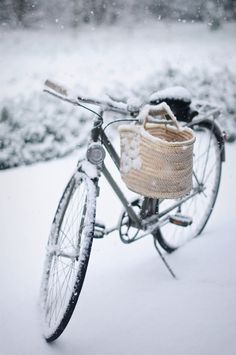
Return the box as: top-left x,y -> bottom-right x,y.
155,120 -> 223,253
40,172 -> 96,342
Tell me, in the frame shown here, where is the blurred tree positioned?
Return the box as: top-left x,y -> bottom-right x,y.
223,0 -> 236,20
13,0 -> 28,25
0,0 -> 235,28
0,0 -> 14,25
71,0 -> 81,27
0,0 -> 41,27
205,0 -> 224,29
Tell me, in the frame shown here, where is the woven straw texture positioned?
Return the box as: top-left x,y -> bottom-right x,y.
119,122 -> 195,199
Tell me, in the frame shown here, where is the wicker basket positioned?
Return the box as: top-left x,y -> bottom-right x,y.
119,104 -> 195,199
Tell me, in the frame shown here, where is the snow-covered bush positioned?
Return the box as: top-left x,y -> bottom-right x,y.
0,93 -> 93,169
136,65 -> 236,139
0,65 -> 235,170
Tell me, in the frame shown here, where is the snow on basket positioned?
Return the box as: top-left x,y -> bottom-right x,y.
119,103 -> 196,199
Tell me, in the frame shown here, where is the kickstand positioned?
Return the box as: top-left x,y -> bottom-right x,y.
154,238 -> 177,279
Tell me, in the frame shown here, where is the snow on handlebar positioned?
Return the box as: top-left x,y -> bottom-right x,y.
44,80 -> 180,126
44,79 -> 128,115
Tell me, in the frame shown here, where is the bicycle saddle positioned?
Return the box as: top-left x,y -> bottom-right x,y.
149,86 -> 198,122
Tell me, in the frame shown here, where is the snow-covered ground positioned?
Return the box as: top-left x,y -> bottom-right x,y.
0,139 -> 235,355
0,22 -> 236,169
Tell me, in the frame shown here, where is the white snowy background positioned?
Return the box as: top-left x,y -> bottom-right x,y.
1,22 -> 236,169
0,20 -> 236,355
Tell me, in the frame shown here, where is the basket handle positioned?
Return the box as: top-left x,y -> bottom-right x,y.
140,102 -> 181,131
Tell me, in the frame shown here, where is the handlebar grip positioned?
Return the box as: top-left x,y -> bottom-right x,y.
44,80 -> 68,97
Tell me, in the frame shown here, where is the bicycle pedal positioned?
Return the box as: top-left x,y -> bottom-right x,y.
169,214 -> 192,227
94,222 -> 106,238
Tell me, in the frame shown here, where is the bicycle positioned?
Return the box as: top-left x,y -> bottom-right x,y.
40,80 -> 225,342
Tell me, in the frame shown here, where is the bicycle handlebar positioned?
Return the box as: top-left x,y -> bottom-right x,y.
44,79 -> 175,122
44,79 -> 219,125
44,79 -> 129,115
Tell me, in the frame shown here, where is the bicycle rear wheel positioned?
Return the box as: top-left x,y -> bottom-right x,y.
40,172 -> 96,342
155,120 -> 223,253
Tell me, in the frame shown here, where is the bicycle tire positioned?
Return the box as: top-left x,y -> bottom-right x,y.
154,120 -> 223,253
40,172 -> 96,342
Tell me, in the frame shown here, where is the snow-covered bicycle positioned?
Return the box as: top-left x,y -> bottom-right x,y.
40,80 -> 225,342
